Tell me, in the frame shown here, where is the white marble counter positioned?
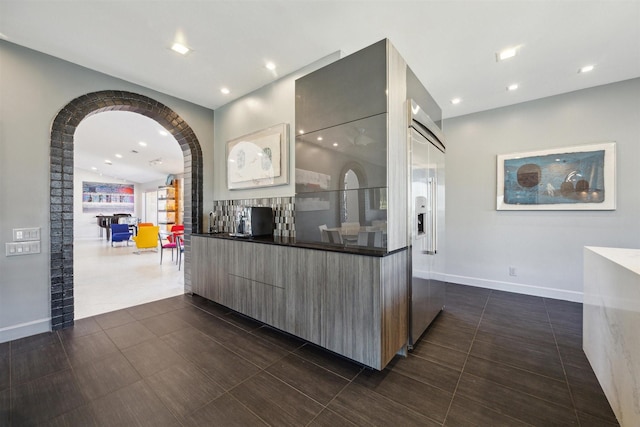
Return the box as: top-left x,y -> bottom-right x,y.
584,246 -> 640,426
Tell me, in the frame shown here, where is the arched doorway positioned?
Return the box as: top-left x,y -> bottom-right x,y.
338,161 -> 368,225
49,90 -> 203,330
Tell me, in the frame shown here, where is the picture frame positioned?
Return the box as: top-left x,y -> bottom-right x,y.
496,142 -> 616,210
226,123 -> 289,190
82,181 -> 135,213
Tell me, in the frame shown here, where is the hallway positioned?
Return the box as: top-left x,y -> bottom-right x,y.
74,236 -> 184,319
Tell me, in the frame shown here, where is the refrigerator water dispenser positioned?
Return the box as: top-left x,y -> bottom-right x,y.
416,196 -> 427,237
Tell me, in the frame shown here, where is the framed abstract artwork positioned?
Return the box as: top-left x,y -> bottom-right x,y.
82,181 -> 134,213
496,142 -> 616,210
226,123 -> 289,190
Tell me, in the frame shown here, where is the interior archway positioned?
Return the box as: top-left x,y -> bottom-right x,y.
49,90 -> 203,330
338,161 -> 368,225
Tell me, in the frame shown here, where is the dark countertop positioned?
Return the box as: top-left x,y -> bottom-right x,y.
192,232 -> 406,257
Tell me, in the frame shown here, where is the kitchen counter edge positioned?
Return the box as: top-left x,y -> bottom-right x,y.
192,233 -> 405,257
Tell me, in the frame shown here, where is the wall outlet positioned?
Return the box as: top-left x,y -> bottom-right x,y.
509,266 -> 517,277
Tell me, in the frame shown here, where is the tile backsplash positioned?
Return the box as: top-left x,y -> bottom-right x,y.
211,197 -> 295,237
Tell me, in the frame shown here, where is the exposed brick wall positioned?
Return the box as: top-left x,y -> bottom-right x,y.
49,90 -> 204,330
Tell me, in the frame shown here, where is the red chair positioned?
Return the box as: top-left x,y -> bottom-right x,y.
159,225 -> 184,265
171,224 -> 184,235
177,234 -> 185,271
170,225 -> 185,267
158,232 -> 177,264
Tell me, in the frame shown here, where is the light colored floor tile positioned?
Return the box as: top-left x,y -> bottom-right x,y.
74,237 -> 184,319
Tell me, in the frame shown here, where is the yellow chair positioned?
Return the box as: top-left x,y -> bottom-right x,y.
132,225 -> 159,254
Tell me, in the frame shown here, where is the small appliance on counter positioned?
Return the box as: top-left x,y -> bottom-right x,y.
230,206 -> 274,237
208,211 -> 216,233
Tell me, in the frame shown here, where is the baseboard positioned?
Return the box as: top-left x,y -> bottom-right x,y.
438,273 -> 583,303
0,318 -> 51,343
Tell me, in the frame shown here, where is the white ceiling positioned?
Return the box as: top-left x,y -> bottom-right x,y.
2,1 -> 639,183
74,111 -> 184,184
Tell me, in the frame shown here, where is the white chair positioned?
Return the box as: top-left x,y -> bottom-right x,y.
319,224 -> 328,242
341,222 -> 360,245
322,229 -> 343,245
357,230 -> 383,248
341,222 -> 360,235
371,220 -> 387,233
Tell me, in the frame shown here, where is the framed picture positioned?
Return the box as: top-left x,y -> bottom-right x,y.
82,181 -> 134,213
497,142 -> 616,210
226,123 -> 289,190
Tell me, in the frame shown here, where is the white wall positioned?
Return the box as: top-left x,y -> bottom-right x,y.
441,78 -> 640,302
212,51 -> 341,204
0,40 -> 214,342
137,178 -> 174,224
73,168 -> 143,239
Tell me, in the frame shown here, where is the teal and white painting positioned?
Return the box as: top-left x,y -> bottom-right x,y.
497,143 -> 616,210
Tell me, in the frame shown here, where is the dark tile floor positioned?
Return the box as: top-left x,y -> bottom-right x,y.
0,283 -> 619,426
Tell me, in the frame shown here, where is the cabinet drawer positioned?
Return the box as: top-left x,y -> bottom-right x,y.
224,275 -> 284,328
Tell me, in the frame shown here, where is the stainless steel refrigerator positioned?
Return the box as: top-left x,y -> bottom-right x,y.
408,99 -> 446,349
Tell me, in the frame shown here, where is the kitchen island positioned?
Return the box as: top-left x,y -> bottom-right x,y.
191,233 -> 408,370
583,246 -> 640,426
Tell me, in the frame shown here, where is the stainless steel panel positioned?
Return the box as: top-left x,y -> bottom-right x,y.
406,67 -> 442,131
408,123 -> 445,348
409,270 -> 431,344
409,99 -> 445,153
429,278 -> 446,320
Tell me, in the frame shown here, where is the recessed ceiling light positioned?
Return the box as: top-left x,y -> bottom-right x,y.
115,153 -> 123,158
317,137 -> 323,141
265,61 -> 276,71
220,87 -> 230,95
451,98 -> 462,105
171,43 -> 190,55
91,166 -> 98,171
299,130 -> 305,135
138,141 -> 147,147
579,65 -> 595,73
333,142 -> 339,147
158,130 -> 168,136
507,83 -> 519,91
104,159 -> 112,165
496,47 -> 518,62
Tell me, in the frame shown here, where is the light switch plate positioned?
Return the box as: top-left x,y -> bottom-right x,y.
13,227 -> 41,241
6,241 -> 40,256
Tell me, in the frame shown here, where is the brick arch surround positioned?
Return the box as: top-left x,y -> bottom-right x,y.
49,90 -> 203,330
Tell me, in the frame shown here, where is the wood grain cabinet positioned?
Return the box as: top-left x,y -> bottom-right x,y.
322,250 -> 408,369
323,252 -> 381,367
191,235 -> 407,370
191,236 -> 225,302
276,247 -> 325,344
